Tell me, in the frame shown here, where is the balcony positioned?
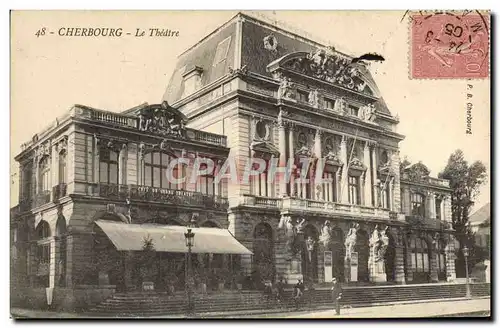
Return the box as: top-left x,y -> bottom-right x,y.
73,105 -> 227,148
52,183 -> 67,201
97,183 -> 228,211
240,194 -> 282,209
405,215 -> 453,230
281,197 -> 391,219
33,191 -> 51,208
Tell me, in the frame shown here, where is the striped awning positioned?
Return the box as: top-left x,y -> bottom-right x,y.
94,220 -> 252,255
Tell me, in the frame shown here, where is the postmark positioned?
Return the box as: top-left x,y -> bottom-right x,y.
410,11 -> 490,79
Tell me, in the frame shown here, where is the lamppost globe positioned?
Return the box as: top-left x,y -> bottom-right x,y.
463,246 -> 469,257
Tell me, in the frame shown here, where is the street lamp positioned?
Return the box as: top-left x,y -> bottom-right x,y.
463,246 -> 471,299
184,216 -> 196,315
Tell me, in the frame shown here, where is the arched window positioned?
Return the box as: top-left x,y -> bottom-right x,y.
410,237 -> 430,280
99,149 -> 119,184
411,193 -> 425,216
35,221 -> 51,287
58,151 -> 67,184
38,156 -> 50,192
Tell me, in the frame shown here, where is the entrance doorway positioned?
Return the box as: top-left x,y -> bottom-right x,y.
330,227 -> 345,282
384,232 -> 396,282
301,225 -> 319,284
356,229 -> 370,282
253,223 -> 274,284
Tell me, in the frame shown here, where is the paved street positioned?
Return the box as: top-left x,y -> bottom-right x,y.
235,298 -> 491,319
11,297 -> 490,319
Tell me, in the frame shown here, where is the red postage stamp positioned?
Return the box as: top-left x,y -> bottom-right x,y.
410,11 -> 490,79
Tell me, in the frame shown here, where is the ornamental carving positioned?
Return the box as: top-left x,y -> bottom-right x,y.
263,34 -> 278,52
55,137 -> 68,154
277,77 -> 296,101
282,49 -> 370,94
138,101 -> 187,138
358,103 -> 377,122
278,216 -> 306,256
308,89 -> 320,108
334,97 -> 348,115
96,136 -> 127,153
349,157 -> 366,171
36,142 -> 51,159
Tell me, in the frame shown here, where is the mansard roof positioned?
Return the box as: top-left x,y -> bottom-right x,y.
162,12 -> 392,115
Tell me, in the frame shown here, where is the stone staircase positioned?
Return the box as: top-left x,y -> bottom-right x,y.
87,283 -> 490,317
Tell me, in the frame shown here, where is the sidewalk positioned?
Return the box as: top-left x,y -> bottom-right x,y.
11,297 -> 491,319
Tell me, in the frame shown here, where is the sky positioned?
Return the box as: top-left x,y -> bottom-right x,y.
10,10 -> 490,213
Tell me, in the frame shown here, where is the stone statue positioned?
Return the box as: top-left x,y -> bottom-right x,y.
334,97 -> 347,114
306,236 -> 316,262
345,223 -> 359,256
278,77 -> 295,100
370,225 -> 382,261
378,226 -> 390,260
308,89 -> 320,108
320,220 -> 332,248
279,216 -> 297,255
296,218 -> 306,234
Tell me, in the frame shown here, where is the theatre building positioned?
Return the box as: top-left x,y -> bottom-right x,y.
11,13 -> 458,309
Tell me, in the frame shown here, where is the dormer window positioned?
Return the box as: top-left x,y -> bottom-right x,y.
213,36 -> 231,67
182,65 -> 204,98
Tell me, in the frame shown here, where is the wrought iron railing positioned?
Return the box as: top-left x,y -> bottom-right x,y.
405,215 -> 453,230
52,183 -> 67,200
97,183 -> 228,210
33,191 -> 51,208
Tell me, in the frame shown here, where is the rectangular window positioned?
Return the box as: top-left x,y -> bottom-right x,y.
435,199 -> 442,220
348,105 -> 359,116
298,90 -> 308,103
348,175 -> 360,205
411,252 -> 417,270
324,98 -> 335,110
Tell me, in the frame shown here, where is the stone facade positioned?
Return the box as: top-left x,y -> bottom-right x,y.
11,13 -> 457,309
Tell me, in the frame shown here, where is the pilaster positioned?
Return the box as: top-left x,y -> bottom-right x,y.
363,143 -> 372,206
340,136 -> 348,203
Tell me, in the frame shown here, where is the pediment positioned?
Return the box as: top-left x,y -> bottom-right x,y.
267,51 -> 375,96
324,151 -> 343,167
349,157 -> 367,172
250,141 -> 280,158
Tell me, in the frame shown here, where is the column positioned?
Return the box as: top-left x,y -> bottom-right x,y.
371,146 -> 378,208
340,136 -> 348,203
394,230 -> 406,284
445,235 -> 457,282
278,117 -> 287,196
314,129 -> 323,201
363,143 -> 372,206
288,124 -> 295,197
93,136 -> 100,186
388,177 -> 394,211
335,168 -> 341,203
430,193 -> 436,219
34,156 -> 39,198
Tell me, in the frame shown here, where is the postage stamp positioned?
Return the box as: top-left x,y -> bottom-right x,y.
410,11 -> 490,79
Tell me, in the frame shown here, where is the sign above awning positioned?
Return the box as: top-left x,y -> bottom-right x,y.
94,220 -> 252,255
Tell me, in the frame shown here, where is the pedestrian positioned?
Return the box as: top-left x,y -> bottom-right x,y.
331,277 -> 343,315
293,279 -> 304,310
263,280 -> 273,304
275,277 -> 285,306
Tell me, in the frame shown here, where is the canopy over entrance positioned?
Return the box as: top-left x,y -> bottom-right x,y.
95,220 -> 252,255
